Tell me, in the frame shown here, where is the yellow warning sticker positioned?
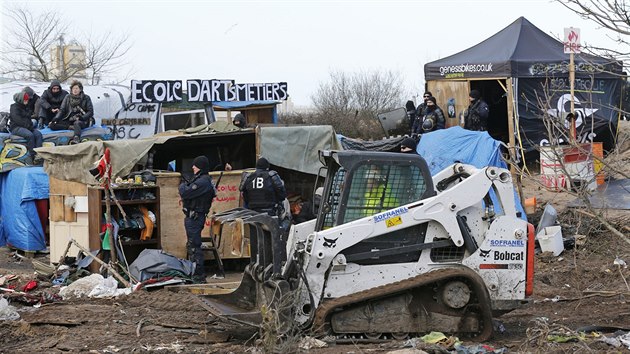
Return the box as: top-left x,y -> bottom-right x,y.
385,216 -> 402,228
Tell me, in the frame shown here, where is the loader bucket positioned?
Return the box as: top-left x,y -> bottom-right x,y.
200,208 -> 289,327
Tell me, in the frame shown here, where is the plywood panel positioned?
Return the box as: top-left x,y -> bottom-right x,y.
50,195 -> 65,222
156,175 -> 187,259
49,177 -> 88,196
157,171 -> 249,260
427,80 -> 470,128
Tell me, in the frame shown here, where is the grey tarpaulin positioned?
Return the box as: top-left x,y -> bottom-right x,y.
339,135 -> 406,152
259,125 -> 342,175
128,248 -> 195,282
35,138 -> 168,184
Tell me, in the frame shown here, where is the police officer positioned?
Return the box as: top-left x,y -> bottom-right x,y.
178,155 -> 216,283
240,157 -> 287,216
464,90 -> 490,131
240,157 -> 288,278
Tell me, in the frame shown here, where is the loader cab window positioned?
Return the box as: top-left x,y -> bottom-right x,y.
320,168 -> 346,230
340,163 -> 427,224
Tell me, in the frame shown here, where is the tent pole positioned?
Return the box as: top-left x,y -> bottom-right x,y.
569,52 -> 576,141
506,78 -> 524,202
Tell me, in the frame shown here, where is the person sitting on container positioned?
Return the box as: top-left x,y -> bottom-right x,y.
50,80 -> 94,144
9,88 -> 43,162
37,80 -> 68,128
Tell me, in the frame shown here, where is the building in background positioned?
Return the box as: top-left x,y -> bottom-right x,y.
50,37 -> 87,82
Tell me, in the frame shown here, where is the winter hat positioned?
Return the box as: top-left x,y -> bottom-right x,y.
426,96 -> 437,104
256,157 -> 270,170
23,86 -> 35,98
469,90 -> 481,100
192,155 -> 210,173
13,92 -> 25,104
50,80 -> 62,92
401,137 -> 417,150
233,113 -> 246,127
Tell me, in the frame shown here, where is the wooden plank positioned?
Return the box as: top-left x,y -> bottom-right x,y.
49,195 -> 65,222
49,176 -> 88,196
156,175 -> 187,259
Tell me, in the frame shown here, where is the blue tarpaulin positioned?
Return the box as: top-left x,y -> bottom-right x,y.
416,126 -> 526,219
0,167 -> 49,251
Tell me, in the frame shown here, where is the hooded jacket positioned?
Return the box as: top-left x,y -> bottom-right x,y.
9,91 -> 35,130
39,80 -> 69,112
55,90 -> 94,123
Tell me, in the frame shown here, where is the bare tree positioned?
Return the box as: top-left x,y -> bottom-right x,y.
311,69 -> 407,139
1,7 -> 67,81
1,6 -> 132,84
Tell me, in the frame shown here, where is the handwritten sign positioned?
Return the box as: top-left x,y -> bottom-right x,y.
563,27 -> 581,54
130,80 -> 288,103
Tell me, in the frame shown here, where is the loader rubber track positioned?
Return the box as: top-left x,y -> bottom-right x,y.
312,266 -> 494,341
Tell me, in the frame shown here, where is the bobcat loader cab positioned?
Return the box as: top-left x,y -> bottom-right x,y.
202,150 -> 534,341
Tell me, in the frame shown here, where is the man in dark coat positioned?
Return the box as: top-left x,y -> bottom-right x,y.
9,88 -> 43,160
240,157 -> 287,215
240,157 -> 289,276
178,155 -> 217,283
419,96 -> 446,133
50,80 -> 94,144
464,90 -> 490,131
37,80 -> 68,128
411,91 -> 433,134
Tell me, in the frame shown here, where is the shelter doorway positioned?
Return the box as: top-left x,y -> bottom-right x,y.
470,79 -> 508,144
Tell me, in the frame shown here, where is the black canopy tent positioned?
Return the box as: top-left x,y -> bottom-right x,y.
424,16 -> 623,158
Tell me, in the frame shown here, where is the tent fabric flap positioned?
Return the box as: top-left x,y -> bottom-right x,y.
516,78 -> 621,152
259,125 -> 342,175
0,167 -> 49,251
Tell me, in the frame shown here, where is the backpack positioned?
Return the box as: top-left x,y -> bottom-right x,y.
0,112 -> 9,133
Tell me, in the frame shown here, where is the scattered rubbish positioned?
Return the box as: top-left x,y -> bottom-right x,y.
454,343 -> 507,353
536,203 -> 558,235
22,280 -> 38,292
0,274 -> 18,286
0,297 -> 20,321
298,336 -> 327,350
524,197 -> 537,214
88,275 -> 132,298
58,274 -> 131,299
420,331 -> 447,344
614,257 -> 628,268
537,226 -> 564,256
547,333 -> 582,343
493,319 -> 506,334
52,270 -> 70,285
32,259 -> 56,277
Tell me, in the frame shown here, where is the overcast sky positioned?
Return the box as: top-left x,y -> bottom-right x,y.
1,0 -> 620,106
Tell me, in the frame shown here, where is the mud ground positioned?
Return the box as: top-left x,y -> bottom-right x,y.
2,121 -> 630,353
2,212 -> 629,354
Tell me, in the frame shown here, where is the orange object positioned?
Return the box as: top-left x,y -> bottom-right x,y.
591,142 -> 605,185
524,197 -> 536,214
526,223 -> 535,297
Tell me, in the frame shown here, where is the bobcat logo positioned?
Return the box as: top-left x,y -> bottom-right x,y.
323,237 -> 338,248
479,249 -> 491,259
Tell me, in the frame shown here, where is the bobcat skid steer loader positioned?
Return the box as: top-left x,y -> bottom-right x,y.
201,150 -> 534,341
